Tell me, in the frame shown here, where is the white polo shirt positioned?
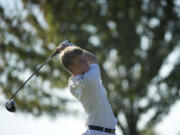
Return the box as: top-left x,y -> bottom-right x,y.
68,64 -> 117,129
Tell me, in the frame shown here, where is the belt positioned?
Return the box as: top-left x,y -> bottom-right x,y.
88,125 -> 115,134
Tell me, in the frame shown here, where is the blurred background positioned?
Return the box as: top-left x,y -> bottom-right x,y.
0,0 -> 180,135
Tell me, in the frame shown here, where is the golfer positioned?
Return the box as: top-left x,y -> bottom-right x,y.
56,42 -> 117,135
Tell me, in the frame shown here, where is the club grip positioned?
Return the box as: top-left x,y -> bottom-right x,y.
51,51 -> 59,58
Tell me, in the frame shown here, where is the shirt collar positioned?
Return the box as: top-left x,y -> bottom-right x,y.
70,74 -> 83,82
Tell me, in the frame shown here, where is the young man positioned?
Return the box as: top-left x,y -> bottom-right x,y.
56,42 -> 117,135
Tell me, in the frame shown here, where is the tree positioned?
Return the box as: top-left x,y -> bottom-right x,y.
0,0 -> 180,135
0,0 -> 69,116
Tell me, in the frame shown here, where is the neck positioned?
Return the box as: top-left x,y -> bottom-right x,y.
72,72 -> 82,76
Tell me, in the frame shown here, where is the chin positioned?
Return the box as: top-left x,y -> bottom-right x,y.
85,68 -> 90,73
81,69 -> 88,74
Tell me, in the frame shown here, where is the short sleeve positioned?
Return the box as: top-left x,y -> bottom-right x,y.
83,64 -> 101,85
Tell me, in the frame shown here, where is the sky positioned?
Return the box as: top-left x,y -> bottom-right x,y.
1,0 -> 180,135
0,105 -> 87,135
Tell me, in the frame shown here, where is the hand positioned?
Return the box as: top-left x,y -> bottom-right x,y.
55,43 -> 69,53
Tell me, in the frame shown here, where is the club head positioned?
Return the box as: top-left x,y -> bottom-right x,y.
6,99 -> 16,112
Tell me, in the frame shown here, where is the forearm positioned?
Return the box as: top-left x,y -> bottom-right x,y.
56,40 -> 98,64
83,50 -> 98,65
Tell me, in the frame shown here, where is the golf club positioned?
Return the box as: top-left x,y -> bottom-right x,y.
5,51 -> 58,112
5,40 -> 75,112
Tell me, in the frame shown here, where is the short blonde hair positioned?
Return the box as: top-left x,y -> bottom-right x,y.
59,46 -> 83,71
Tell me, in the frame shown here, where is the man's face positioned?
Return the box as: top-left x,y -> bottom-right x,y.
70,54 -> 90,75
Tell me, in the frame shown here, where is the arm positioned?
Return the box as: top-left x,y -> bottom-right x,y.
83,50 -> 98,65
56,40 -> 98,64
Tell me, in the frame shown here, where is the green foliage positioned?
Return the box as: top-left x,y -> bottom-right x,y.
139,127 -> 159,135
0,0 -> 69,116
0,0 -> 180,135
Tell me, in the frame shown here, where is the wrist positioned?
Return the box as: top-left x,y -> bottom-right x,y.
61,40 -> 75,46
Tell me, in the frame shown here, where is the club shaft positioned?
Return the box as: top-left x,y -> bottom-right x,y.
10,51 -> 58,99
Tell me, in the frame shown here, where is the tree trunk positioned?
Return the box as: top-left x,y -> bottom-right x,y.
128,122 -> 139,135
